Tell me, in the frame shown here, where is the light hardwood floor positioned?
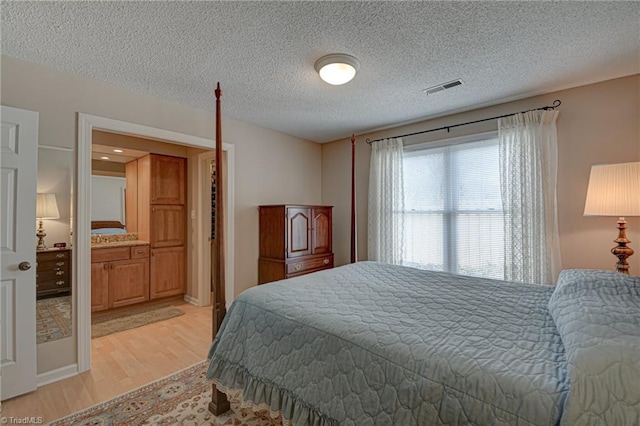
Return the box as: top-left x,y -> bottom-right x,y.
1,299 -> 212,423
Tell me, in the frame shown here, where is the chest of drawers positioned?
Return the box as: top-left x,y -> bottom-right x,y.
36,248 -> 72,299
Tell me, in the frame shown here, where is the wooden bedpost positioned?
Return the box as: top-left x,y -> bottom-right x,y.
209,82 -> 230,415
350,134 -> 357,263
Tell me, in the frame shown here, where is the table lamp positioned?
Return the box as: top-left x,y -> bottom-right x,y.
584,161 -> 640,274
36,193 -> 60,250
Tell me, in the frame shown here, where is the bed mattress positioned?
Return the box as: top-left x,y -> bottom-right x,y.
207,262 -> 571,425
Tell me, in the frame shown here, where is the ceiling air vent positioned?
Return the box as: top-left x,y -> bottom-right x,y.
423,79 -> 464,95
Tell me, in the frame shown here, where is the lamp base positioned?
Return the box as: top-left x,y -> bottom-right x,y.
36,220 -> 47,251
611,217 -> 634,274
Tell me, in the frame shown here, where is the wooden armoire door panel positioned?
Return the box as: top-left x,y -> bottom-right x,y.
91,262 -> 110,312
150,247 -> 185,299
287,207 -> 311,258
311,207 -> 332,254
108,259 -> 150,308
150,154 -> 185,205
150,205 -> 185,248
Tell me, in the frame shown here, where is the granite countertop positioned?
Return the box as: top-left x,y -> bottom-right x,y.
91,232 -> 149,249
91,240 -> 150,249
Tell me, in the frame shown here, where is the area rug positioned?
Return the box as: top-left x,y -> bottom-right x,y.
36,295 -> 72,344
49,361 -> 283,426
92,303 -> 185,338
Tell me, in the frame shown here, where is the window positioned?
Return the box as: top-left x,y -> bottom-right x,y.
402,135 -> 504,279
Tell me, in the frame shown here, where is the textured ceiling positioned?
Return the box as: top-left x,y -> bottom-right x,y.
2,1 -> 639,143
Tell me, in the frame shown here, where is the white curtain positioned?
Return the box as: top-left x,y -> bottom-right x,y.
368,137 -> 404,264
498,110 -> 561,285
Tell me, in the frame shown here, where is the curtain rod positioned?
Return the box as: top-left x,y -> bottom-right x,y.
365,99 -> 561,145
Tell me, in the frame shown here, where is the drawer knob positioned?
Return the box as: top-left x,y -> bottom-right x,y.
56,262 -> 65,266
56,281 -> 65,286
56,253 -> 65,258
294,264 -> 301,271
56,271 -> 64,276
323,258 -> 330,265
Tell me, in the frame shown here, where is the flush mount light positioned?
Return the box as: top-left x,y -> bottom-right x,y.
100,156 -> 110,160
113,149 -> 124,153
314,54 -> 360,85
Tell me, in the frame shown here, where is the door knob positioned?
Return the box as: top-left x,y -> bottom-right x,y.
18,261 -> 32,271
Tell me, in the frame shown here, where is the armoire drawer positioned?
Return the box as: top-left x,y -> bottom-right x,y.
286,255 -> 334,275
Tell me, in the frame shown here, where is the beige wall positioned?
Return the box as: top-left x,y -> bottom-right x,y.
2,55 -> 322,373
322,74 -> 640,275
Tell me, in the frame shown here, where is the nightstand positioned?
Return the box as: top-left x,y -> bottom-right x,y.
36,248 -> 72,299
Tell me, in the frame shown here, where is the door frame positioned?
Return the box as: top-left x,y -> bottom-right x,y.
192,150 -> 235,308
77,113 -> 234,373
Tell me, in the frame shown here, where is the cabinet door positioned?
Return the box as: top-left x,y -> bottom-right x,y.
150,247 -> 185,299
151,205 -> 185,248
286,207 -> 311,258
311,207 -> 332,254
150,155 -> 185,205
108,259 -> 150,308
91,262 -> 110,312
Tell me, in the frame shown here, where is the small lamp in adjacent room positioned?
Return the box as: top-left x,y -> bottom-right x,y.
36,193 -> 60,250
584,161 -> 640,274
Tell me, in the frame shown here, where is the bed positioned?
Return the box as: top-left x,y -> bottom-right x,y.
206,85 -> 639,425
90,220 -> 126,234
206,264 -> 639,425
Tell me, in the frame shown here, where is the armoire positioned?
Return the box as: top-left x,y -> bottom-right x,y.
258,204 -> 333,284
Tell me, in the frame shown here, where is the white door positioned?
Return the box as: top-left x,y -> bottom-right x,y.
1,106 -> 38,400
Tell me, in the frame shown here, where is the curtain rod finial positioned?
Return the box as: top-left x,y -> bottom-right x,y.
215,82 -> 222,99
351,134 -> 356,145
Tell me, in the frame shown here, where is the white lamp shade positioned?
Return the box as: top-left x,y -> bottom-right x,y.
36,193 -> 60,220
315,54 -> 359,85
584,162 -> 640,216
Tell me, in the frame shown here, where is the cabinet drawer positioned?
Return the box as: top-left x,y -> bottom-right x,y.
286,255 -> 333,275
37,278 -> 70,292
37,267 -> 69,280
37,250 -> 70,262
37,260 -> 70,276
91,247 -> 131,263
131,245 -> 150,259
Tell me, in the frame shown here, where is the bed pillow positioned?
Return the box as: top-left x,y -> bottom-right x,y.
91,228 -> 126,235
548,269 -> 640,425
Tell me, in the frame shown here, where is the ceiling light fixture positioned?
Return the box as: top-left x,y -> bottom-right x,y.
100,156 -> 110,160
113,149 -> 124,153
314,54 -> 360,86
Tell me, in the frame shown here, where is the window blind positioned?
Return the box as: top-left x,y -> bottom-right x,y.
402,137 -> 504,279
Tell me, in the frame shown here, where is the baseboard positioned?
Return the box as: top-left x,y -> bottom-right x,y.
37,364 -> 78,387
183,294 -> 201,306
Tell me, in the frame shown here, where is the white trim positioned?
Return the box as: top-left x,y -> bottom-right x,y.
225,146 -> 235,309
77,114 -> 215,149
37,364 -> 78,387
194,149 -> 235,309
196,151 -> 235,309
182,294 -> 201,306
403,130 -> 498,152
77,114 -> 93,373
38,144 -> 74,152
196,152 -> 214,308
77,113 -> 235,373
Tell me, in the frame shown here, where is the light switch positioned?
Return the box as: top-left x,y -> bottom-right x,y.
191,210 -> 196,219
